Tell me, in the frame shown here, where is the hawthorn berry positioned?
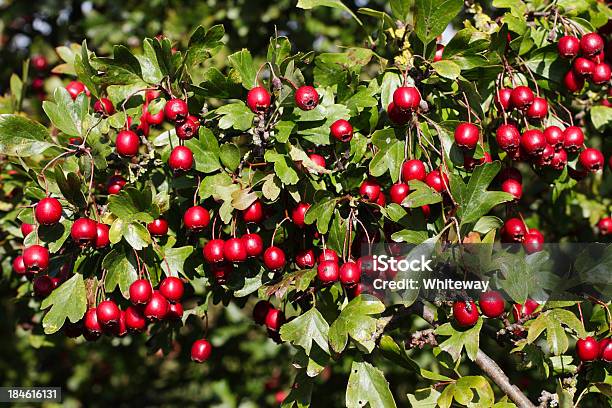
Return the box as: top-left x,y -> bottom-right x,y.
35,197 -> 62,225
543,126 -> 564,151
425,170 -> 449,193
167,302 -> 184,319
183,206 -> 210,231
94,98 -> 115,115
576,337 -> 600,362
579,148 -> 604,172
339,261 -> 360,286
96,300 -> 121,327
71,218 -> 98,246
453,300 -> 479,327
263,247 -> 286,270
159,276 -> 184,302
242,200 -> 264,224
402,159 -> 426,181
265,307 -> 285,332
164,98 -> 188,121
597,217 -> 612,235
525,97 -> 548,120
84,307 -> 102,334
318,249 -> 339,263
580,33 -> 604,56
393,86 -> 421,111
242,233 -> 264,257
387,102 -> 411,125
496,124 -> 521,152
13,256 -> 26,275
168,146 -> 194,172
479,291 -> 505,318
523,230 -> 544,254
592,63 -> 611,85
175,115 -> 200,140
295,249 -> 316,269
501,218 -> 527,243
147,218 -> 169,236
600,339 -> 612,362
521,129 -> 547,156
463,151 -> 492,171
115,130 -> 140,157
203,239 -> 225,263
573,57 -> 596,77
65,81 -> 88,100
33,275 -> 54,298
191,339 -> 213,363
359,179 -> 381,201
550,149 -> 568,170
501,178 -> 522,200
107,175 -> 126,195
563,126 -> 584,153
308,153 -> 326,168
454,123 -> 479,149
512,299 -> 539,321
223,238 -> 248,262
23,245 -> 49,272
247,86 -> 272,113
144,291 -> 169,320
129,279 -> 153,305
330,119 -> 353,142
95,223 -> 110,248
510,86 -> 534,109
495,88 -> 513,111
294,86 -> 319,110
31,55 -> 48,71
563,70 -> 585,93
253,300 -> 272,325
389,183 -> 409,205
144,106 -> 165,126
291,202 -> 310,228
557,35 -> 580,58
317,260 -> 339,284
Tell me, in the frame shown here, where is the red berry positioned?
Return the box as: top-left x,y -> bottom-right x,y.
463,151 -> 492,171
510,86 -> 534,110
253,300 -> 272,325
96,300 -> 121,327
425,170 -> 448,192
498,167 -> 522,183
576,337 -> 600,362
242,200 -> 264,224
265,308 -> 285,331
393,86 -> 421,111
525,97 -> 548,120
147,218 -> 169,236
65,81 -> 87,100
479,291 -> 505,318
242,233 -> 264,257
95,223 -> 110,248
558,35 -> 580,58
223,238 -> 248,262
183,206 -> 210,231
521,129 -> 547,156
115,130 -> 140,157
387,102 -> 412,125
339,261 -> 360,286
13,256 -> 26,275
94,98 -> 115,115
191,339 -> 213,363
295,249 -> 316,269
551,149 -> 568,170
129,279 -> 152,305
84,307 -> 102,334
563,70 -> 585,93
580,33 -> 604,56
167,302 -> 183,319
159,276 -> 184,302
496,124 -> 521,152
501,218 -> 527,243
359,179 -> 381,201
543,126 -> 564,151
453,300 -> 479,327
106,175 -> 126,195
308,153 -> 326,168
600,339 -> 612,362
144,106 -> 165,125
263,247 -> 286,270
579,148 -> 604,172
495,88 -> 513,111
168,146 -> 194,172
454,123 -> 479,149
317,260 -> 339,284
23,245 -> 49,272
35,197 -> 62,225
597,217 -> 612,236
31,55 -> 48,71
512,299 -> 539,321
203,239 -> 225,263
294,86 -> 319,111
523,231 -> 544,254
33,275 -> 54,298
390,183 -> 409,205
144,291 -> 169,320
71,218 -> 97,246
592,63 -> 611,85
402,159 -> 426,181
330,119 -> 353,142
501,178 -> 522,200
318,249 -> 339,263
175,115 -> 200,140
573,57 -> 596,77
164,98 -> 188,121
563,126 -> 584,153
247,86 -> 271,113
536,144 -> 555,167
145,90 -> 161,103
292,202 -> 310,228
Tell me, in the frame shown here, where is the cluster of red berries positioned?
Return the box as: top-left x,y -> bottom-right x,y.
387,86 -> 421,125
252,300 -> 285,342
557,33 -> 610,91
76,277 -> 184,341
576,336 -> 612,363
453,293 -> 543,329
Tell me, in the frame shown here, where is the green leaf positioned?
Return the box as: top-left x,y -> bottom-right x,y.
54,167 -> 87,209
40,274 -> 87,334
185,127 -> 221,173
414,0 -> 463,44
346,360 -> 397,408
103,245 -> 138,298
281,370 -> 313,408
526,309 -> 586,355
450,162 -> 514,226
219,143 -> 241,171
297,0 -> 364,26
0,114 -> 55,157
157,246 -> 194,277
329,295 -> 385,353
280,308 -> 330,355
43,85 -> 87,137
435,319 -> 483,361
107,187 -> 154,222
431,60 -> 461,80
216,101 -> 255,131
591,106 -> 612,131
228,49 -> 257,89
404,180 -> 443,207
390,0 -> 411,22
123,222 -> 152,250
304,196 -> 337,234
